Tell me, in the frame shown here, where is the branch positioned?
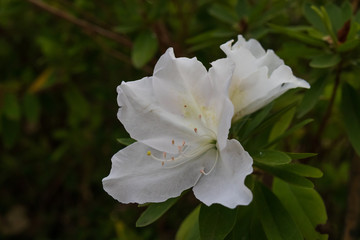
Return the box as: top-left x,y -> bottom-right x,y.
26,0 -> 132,48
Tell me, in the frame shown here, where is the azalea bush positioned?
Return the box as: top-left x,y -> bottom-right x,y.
1,0 -> 360,239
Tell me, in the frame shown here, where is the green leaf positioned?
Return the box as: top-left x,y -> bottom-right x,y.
240,103 -> 273,139
63,85 -> 90,126
303,3 -> 327,33
310,54 -> 341,68
269,107 -> 295,141
286,152 -> 317,160
116,138 -> 136,146
297,77 -> 327,118
325,2 -> 344,31
268,24 -> 326,47
208,4 -> 238,24
235,0 -> 248,19
3,92 -> 20,120
251,150 -> 291,166
199,204 -> 237,240
131,31 -> 158,69
136,197 -> 178,227
23,93 -> 41,124
254,182 -> 303,240
265,119 -> 314,148
273,178 -> 328,240
254,162 -> 314,188
1,117 -> 20,148
175,206 -> 201,240
276,163 -> 323,178
341,83 -> 360,156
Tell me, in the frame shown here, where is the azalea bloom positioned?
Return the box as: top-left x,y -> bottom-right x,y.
103,48 -> 253,209
221,35 -> 310,121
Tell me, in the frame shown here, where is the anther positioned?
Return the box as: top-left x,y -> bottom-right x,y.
199,114 -> 202,119
172,139 -> 175,145
171,157 -> 175,161
162,161 -> 164,166
163,152 -> 167,158
147,151 -> 151,156
194,128 -> 198,133
184,105 -> 187,108
200,169 -> 205,174
182,141 -> 185,146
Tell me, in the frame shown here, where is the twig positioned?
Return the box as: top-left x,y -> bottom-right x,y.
26,0 -> 132,48
343,154 -> 360,240
314,62 -> 343,149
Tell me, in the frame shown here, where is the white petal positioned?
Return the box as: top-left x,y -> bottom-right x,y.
118,78 -> 200,154
208,58 -> 235,150
193,139 -> 253,209
103,142 -> 217,204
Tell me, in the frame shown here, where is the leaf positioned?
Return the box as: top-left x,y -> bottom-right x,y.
268,24 -> 326,47
276,163 -> 323,178
241,103 -> 273,139
254,182 -> 303,240
131,31 -> 158,69
269,107 -> 295,141
286,152 -> 317,160
254,162 -> 314,188
136,197 -> 178,227
309,54 -> 341,68
303,3 -> 327,33
3,93 -> 20,120
1,117 -> 20,148
199,204 -> 237,240
28,68 -> 54,93
297,77 -> 327,118
208,4 -> 238,24
273,178 -> 328,240
23,93 -> 41,124
116,138 -> 136,146
235,0 -> 248,19
175,206 -> 201,240
251,150 -> 291,166
341,83 -> 360,156
325,2 -> 344,31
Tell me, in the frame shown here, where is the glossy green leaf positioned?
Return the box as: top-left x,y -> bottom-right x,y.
131,31 -> 158,69
325,2 -> 344,31
297,77 -> 327,118
310,54 -> 341,68
303,3 -> 327,33
199,204 -> 237,240
208,4 -> 238,24
240,103 -> 273,139
23,93 -> 41,124
254,182 -> 303,240
136,197 -> 178,227
175,206 -> 201,240
3,93 -> 20,120
269,107 -> 295,141
276,163 -> 323,178
251,150 -> 291,166
286,152 -> 318,160
116,138 -> 136,146
273,178 -> 328,240
255,162 -> 314,188
341,83 -> 360,156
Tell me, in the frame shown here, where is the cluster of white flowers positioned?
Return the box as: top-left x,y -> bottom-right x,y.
102,35 -> 310,209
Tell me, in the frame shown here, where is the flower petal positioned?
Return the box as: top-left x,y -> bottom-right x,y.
103,142 -> 217,204
118,76 -> 205,154
192,139 -> 253,209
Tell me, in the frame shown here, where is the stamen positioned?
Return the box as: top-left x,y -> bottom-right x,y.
199,151 -> 219,175
147,151 -> 151,156
182,141 -> 185,146
172,139 -> 175,145
199,114 -> 202,119
162,161 -> 164,166
163,152 -> 167,158
194,128 -> 198,133
200,169 -> 205,174
184,105 -> 187,108
171,157 -> 175,161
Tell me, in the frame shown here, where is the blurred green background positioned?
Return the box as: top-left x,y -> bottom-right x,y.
1,0 -> 360,239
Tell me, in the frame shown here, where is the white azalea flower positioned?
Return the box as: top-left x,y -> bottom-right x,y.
221,35 -> 310,121
103,48 -> 253,209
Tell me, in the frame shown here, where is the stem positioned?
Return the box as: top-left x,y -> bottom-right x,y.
26,0 -> 132,48
314,62 -> 343,147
